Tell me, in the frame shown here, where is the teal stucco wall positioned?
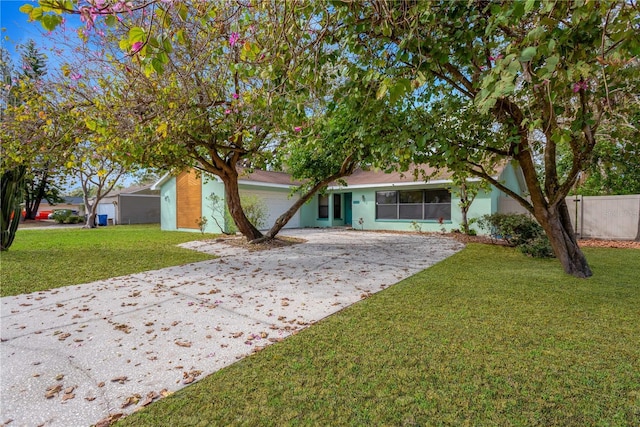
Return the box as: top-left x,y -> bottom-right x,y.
159,177 -> 177,231
490,161 -> 524,214
201,176 -> 226,234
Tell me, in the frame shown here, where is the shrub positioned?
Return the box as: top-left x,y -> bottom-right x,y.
64,215 -> 83,224
224,194 -> 268,234
52,210 -> 71,224
196,216 -> 208,235
477,213 -> 554,258
520,235 -> 555,258
477,213 -> 540,246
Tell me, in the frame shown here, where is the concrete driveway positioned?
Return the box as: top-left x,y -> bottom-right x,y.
1,229 -> 463,427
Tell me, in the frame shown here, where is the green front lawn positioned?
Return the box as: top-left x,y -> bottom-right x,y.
118,244 -> 639,426
0,225 -> 216,297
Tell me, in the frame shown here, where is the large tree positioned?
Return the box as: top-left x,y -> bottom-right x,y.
83,1 -> 340,241
330,0 -> 639,278
24,1 -> 369,241
264,89 -> 412,241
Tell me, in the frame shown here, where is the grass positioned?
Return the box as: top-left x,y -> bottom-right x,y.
116,244 -> 640,426
0,225 -> 216,297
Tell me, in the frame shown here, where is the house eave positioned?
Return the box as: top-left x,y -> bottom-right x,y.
239,180 -> 297,190
327,177 -> 485,191
151,172 -> 171,190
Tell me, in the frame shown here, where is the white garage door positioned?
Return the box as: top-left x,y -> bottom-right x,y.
97,203 -> 116,220
240,189 -> 300,230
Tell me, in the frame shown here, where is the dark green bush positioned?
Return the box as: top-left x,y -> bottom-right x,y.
64,215 -> 84,224
519,235 -> 555,258
477,213 -> 540,246
52,210 -> 71,224
477,213 -> 555,258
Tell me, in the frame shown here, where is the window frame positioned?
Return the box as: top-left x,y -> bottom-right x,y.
375,189 -> 451,221
318,194 -> 329,219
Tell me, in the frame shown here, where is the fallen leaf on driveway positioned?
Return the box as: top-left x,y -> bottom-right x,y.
175,341 -> 192,348
95,413 -> 123,427
45,384 -> 62,399
111,376 -> 128,384
182,370 -> 202,384
121,394 -> 141,408
139,391 -> 159,407
113,324 -> 132,334
231,332 -> 243,338
61,393 -> 75,402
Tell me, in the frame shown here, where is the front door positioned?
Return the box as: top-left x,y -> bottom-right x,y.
344,193 -> 352,226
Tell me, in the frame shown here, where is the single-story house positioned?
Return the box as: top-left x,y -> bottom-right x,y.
32,196 -> 85,219
96,184 -> 161,225
153,162 -> 527,235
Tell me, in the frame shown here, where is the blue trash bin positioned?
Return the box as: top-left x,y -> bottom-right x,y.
97,214 -> 108,226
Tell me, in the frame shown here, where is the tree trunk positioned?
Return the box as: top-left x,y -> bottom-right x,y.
24,173 -> 49,220
461,206 -> 469,234
223,176 -> 263,241
534,199 -> 592,278
84,195 -> 97,228
85,209 -> 97,228
257,155 -> 358,243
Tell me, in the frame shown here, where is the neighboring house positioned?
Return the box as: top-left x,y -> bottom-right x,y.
35,197 -> 85,219
96,184 -> 161,225
154,163 -> 527,235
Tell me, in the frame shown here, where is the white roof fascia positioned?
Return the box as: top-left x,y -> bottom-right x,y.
151,172 -> 171,190
238,180 -> 296,189
327,178 -> 458,191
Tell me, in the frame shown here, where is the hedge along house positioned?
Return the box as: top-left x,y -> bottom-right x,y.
154,162 -> 526,235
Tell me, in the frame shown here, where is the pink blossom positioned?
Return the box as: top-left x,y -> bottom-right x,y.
70,73 -> 82,81
489,54 -> 504,61
294,126 -> 302,132
573,80 -> 588,93
232,93 -> 239,99
224,109 -> 232,114
229,32 -> 240,47
131,41 -> 144,54
79,6 -> 98,30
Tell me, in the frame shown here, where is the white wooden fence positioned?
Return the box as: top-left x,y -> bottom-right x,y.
498,194 -> 640,241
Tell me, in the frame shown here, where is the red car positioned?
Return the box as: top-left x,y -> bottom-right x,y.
36,211 -> 53,220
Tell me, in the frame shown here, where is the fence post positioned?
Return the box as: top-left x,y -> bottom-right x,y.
572,195 -> 582,239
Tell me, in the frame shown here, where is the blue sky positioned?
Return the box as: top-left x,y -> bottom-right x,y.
1,1 -> 139,191
1,0 -> 43,63
2,0 -> 85,72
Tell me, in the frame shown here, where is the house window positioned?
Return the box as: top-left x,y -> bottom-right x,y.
375,191 -> 397,219
375,189 -> 451,220
318,194 -> 329,219
333,194 -> 341,219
